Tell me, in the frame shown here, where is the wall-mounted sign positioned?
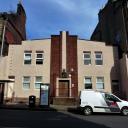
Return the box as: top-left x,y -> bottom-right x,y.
40,84 -> 49,106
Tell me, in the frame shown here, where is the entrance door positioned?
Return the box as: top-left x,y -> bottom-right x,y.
112,80 -> 120,97
59,80 -> 69,97
0,83 -> 4,104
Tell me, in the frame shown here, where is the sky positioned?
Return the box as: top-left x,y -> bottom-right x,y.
0,0 -> 107,40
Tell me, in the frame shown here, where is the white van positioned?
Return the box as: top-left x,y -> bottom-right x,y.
78,90 -> 128,116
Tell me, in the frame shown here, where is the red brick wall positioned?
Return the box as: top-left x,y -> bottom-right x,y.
5,22 -> 23,44
5,3 -> 26,45
66,32 -> 78,97
50,32 -> 78,98
50,34 -> 62,97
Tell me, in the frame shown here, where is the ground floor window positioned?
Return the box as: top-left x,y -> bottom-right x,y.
96,77 -> 104,89
84,77 -> 92,89
23,76 -> 30,89
35,76 -> 42,89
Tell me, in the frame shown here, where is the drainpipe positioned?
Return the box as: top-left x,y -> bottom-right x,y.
0,19 -> 7,57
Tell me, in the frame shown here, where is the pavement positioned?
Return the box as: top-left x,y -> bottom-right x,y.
0,103 -> 77,112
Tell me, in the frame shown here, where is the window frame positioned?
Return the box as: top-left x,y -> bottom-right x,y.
96,77 -> 104,89
22,76 -> 30,90
24,51 -> 32,65
95,52 -> 103,65
83,52 -> 91,65
34,76 -> 42,89
36,51 -> 44,65
84,77 -> 92,89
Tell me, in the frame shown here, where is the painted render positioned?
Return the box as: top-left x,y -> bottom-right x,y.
77,40 -> 119,93
6,39 -> 51,100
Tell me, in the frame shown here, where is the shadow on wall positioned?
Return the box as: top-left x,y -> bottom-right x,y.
110,47 -> 128,99
110,47 -> 121,98
118,54 -> 128,100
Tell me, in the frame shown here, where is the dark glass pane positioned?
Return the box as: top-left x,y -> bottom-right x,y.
96,54 -> 101,58
24,60 -> 31,64
84,54 -> 90,58
85,84 -> 92,89
37,54 -> 43,58
84,60 -> 91,65
36,59 -> 43,64
95,60 -> 103,65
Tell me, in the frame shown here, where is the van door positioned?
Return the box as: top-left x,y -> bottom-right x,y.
103,93 -> 121,112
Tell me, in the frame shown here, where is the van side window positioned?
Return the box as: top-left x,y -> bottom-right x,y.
105,94 -> 120,102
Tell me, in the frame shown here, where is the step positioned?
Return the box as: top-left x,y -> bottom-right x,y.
53,97 -> 76,106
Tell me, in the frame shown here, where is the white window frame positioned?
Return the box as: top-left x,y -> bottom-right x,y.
36,52 -> 44,65
34,76 -> 42,89
83,52 -> 91,65
22,76 -> 30,90
24,51 -> 32,65
95,52 -> 103,65
96,77 -> 104,89
84,77 -> 92,89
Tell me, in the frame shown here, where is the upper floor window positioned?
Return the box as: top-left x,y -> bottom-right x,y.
35,76 -> 42,89
24,51 -> 32,64
95,52 -> 103,65
36,51 -> 44,64
23,76 -> 30,89
96,77 -> 104,89
84,77 -> 92,89
83,52 -> 91,65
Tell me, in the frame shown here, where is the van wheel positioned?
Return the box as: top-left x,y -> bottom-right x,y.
84,106 -> 92,116
121,107 -> 128,116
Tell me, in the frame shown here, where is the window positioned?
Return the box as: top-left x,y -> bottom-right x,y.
24,51 -> 32,64
96,77 -> 104,89
95,52 -> 103,65
36,51 -> 44,64
104,93 -> 121,102
84,77 -> 92,89
23,76 -> 30,89
35,76 -> 42,89
83,52 -> 91,65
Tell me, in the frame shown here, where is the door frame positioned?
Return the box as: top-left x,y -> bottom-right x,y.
58,80 -> 69,97
56,78 -> 72,97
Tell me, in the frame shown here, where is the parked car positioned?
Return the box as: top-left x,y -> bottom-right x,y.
78,90 -> 128,116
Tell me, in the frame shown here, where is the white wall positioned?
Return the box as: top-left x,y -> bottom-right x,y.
7,39 -> 51,98
77,40 -> 119,93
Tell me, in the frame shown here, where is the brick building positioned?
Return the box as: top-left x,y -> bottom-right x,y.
0,2 -> 26,104
0,1 -> 127,105
91,0 -> 128,100
0,31 -> 120,105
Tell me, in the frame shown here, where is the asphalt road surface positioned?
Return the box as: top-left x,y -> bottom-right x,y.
0,109 -> 128,128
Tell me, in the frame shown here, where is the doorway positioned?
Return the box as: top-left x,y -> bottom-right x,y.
59,80 -> 69,97
0,83 -> 4,104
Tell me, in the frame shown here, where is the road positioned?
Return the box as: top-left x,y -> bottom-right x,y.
0,109 -> 127,128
